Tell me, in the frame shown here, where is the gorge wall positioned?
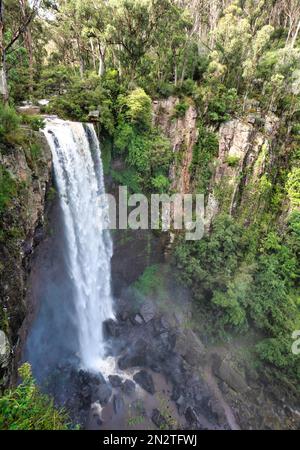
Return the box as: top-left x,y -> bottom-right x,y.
153,97 -> 290,230
0,129 -> 52,387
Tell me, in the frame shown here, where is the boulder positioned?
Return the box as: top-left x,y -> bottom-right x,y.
132,314 -> 144,325
185,406 -> 199,425
118,338 -> 151,369
0,331 -> 10,369
16,105 -> 41,115
151,409 -> 168,430
212,354 -> 248,394
140,300 -> 155,323
88,110 -> 100,121
174,329 -> 205,367
103,319 -> 121,338
97,383 -> 112,406
113,394 -> 125,414
108,375 -> 123,388
122,379 -> 136,396
133,370 -> 155,395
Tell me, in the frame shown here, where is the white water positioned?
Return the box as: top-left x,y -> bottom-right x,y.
43,118 -> 114,371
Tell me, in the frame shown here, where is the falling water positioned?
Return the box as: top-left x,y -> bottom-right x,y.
42,118 -> 114,370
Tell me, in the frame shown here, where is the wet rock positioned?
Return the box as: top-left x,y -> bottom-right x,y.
132,314 -> 144,325
140,300 -> 155,323
122,379 -> 136,396
78,369 -> 104,386
33,225 -> 44,246
22,240 -> 33,256
163,354 -> 185,385
152,409 -> 168,430
185,406 -> 199,425
174,329 -> 205,367
113,393 -> 125,414
80,385 -> 92,408
88,110 -> 100,121
171,385 -> 181,402
108,375 -> 123,388
97,383 -> 112,406
16,104 -> 41,115
150,363 -> 161,373
118,338 -> 151,369
212,354 -> 248,393
133,370 -> 155,395
103,319 -> 121,338
0,331 -> 10,369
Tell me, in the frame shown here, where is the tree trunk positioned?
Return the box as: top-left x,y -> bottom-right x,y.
90,38 -> 97,71
19,0 -> 34,95
0,0 -> 8,103
291,19 -> 300,48
98,43 -> 106,77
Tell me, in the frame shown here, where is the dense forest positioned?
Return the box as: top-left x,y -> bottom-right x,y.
0,0 -> 300,430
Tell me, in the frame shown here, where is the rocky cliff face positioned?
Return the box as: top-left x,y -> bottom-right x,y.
206,113 -> 281,226
153,97 -> 285,230
0,130 -> 52,387
153,97 -> 198,194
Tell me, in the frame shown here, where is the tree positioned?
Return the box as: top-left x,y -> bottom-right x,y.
0,0 -> 40,102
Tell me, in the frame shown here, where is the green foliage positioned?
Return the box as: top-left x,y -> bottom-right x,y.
0,363 -> 71,430
174,214 -> 246,304
286,167 -> 300,208
29,143 -> 41,161
36,66 -> 72,97
47,72 -> 119,135
226,155 -> 240,167
111,166 -> 141,193
0,104 -> 20,145
0,168 -> 17,213
155,81 -> 176,98
190,123 -> 219,193
21,115 -> 45,132
132,264 -> 170,305
151,174 -> 170,193
119,88 -> 152,130
206,86 -> 238,123
114,96 -> 173,192
173,100 -> 189,118
174,210 -> 300,379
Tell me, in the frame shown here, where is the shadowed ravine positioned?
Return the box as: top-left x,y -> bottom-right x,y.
23,119 -> 238,430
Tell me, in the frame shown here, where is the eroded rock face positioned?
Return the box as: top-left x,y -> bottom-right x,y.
153,99 -> 281,233
206,114 -> 280,226
0,130 -> 52,386
153,97 -> 198,194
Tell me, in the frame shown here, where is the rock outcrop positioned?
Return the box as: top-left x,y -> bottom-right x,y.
0,129 -> 52,387
153,97 -> 198,194
206,114 -> 280,226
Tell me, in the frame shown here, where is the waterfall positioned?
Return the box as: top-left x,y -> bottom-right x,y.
43,118 -> 114,371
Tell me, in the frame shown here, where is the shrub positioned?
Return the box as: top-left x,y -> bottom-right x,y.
119,88 -> 152,130
0,104 -> 20,144
190,123 -> 219,193
286,167 -> 300,208
156,81 -> 176,98
205,85 -> 238,124
180,79 -> 197,97
173,100 -> 189,118
0,363 -> 71,430
21,115 -> 45,131
226,155 -> 240,167
151,174 -> 170,192
0,167 -> 17,213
